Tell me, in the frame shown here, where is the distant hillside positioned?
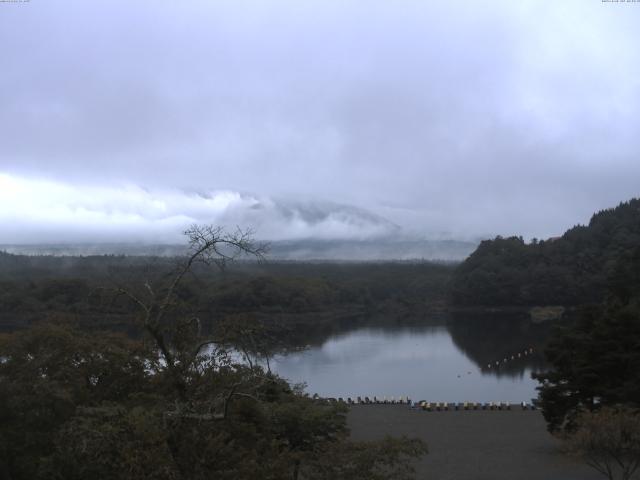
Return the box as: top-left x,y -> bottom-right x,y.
451,198 -> 640,307
0,238 -> 477,262
267,238 -> 476,261
0,251 -> 454,334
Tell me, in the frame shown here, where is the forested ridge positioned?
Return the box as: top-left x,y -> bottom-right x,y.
451,198 -> 640,307
0,253 -> 453,350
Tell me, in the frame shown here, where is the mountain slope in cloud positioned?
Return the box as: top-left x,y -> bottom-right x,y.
0,173 -> 478,260
0,173 -> 398,243
232,196 -> 401,241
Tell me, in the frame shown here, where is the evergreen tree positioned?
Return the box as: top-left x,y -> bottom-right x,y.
534,246 -> 640,433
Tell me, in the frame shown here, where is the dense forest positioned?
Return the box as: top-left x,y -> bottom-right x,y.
451,198 -> 640,307
533,243 -> 640,433
0,253 -> 453,350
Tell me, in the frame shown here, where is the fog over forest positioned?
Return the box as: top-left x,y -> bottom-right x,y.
1,1 -> 639,250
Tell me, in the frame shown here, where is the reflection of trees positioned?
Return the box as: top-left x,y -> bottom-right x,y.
446,312 -> 550,379
265,311 -> 449,352
258,310 -> 556,382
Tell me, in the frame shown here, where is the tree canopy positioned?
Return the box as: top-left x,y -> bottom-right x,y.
451,198 -> 640,307
533,245 -> 640,433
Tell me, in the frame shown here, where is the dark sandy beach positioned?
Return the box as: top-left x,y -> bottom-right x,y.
348,405 -> 607,480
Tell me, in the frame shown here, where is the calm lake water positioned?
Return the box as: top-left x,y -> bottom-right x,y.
271,318 -> 548,403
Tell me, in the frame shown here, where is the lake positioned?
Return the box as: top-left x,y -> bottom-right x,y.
271,317 -> 549,403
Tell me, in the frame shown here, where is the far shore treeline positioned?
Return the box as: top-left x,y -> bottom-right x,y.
1,198 -> 638,328
0,252 -> 453,348
1,199 -> 639,339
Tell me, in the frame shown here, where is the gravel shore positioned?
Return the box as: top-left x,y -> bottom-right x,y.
347,405 -> 605,480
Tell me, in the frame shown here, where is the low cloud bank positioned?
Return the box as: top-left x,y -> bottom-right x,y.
0,173 -> 398,244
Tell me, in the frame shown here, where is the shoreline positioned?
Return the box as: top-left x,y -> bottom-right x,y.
347,405 -> 602,480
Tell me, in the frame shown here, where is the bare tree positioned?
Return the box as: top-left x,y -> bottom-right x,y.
114,225 -> 268,402
564,407 -> 640,480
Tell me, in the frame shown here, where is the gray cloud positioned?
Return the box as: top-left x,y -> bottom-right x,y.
0,173 -> 398,243
1,0 -> 639,244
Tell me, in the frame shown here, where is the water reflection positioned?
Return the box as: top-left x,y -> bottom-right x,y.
447,313 -> 549,378
271,315 -> 551,403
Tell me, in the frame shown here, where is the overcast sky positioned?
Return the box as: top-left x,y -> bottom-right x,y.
1,0 -> 639,244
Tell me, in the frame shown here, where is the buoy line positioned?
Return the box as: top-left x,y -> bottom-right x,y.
313,396 -> 538,411
486,347 -> 535,369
